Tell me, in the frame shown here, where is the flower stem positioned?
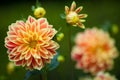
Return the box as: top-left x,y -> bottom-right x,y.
67,24 -> 74,80
42,68 -> 47,80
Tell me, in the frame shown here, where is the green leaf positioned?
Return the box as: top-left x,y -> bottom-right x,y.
31,5 -> 35,11
47,52 -> 59,71
60,13 -> 66,19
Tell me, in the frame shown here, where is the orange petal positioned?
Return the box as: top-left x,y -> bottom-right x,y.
27,16 -> 36,23
27,57 -> 33,66
75,6 -> 83,13
77,22 -> 85,29
25,52 -> 32,60
22,59 -> 26,67
32,58 -> 38,68
45,59 -> 51,63
38,18 -> 46,25
14,53 -> 21,61
40,21 -> 48,29
10,47 -> 18,54
15,60 -> 22,66
6,40 -> 17,48
39,51 -> 48,59
16,21 -> 25,27
65,6 -> 69,14
70,1 -> 76,11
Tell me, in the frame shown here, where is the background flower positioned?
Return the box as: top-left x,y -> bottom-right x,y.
71,28 -> 118,74
65,1 -> 87,28
93,72 -> 117,80
5,16 -> 59,70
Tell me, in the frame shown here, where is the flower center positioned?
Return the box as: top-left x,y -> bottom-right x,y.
67,12 -> 79,24
29,40 -> 38,48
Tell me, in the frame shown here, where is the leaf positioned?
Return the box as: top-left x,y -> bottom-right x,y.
24,71 -> 32,80
31,5 -> 35,11
24,70 -> 41,80
60,13 -> 66,19
47,52 -> 59,71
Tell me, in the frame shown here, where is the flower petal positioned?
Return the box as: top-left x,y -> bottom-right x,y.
27,16 -> 36,23
75,6 -> 83,13
65,6 -> 69,14
78,14 -> 88,18
70,1 -> 76,11
77,22 -> 85,29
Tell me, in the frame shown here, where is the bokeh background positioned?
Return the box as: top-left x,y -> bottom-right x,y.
0,0 -> 120,80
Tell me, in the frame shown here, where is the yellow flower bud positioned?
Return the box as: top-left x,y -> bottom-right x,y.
7,62 -> 15,74
57,55 -> 65,63
112,24 -> 119,34
56,33 -> 64,41
34,7 -> 46,18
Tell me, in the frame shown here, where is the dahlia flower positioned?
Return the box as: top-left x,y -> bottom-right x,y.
5,16 -> 59,70
71,28 -> 118,74
65,1 -> 88,28
93,72 -> 117,80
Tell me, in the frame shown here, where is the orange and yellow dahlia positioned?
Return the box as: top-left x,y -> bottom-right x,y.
71,28 -> 118,74
65,1 -> 87,28
5,16 -> 59,70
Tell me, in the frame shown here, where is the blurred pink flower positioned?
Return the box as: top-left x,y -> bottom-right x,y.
5,16 -> 59,70
65,1 -> 87,28
71,28 -> 118,74
93,72 -> 117,80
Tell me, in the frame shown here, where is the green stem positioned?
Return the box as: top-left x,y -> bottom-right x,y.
43,70 -> 47,80
40,69 -> 47,80
42,68 -> 47,80
67,24 -> 74,80
36,0 -> 38,6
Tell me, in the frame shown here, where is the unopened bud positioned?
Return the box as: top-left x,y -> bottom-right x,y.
34,7 -> 46,18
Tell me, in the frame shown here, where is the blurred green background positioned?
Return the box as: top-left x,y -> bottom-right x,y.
0,0 -> 120,80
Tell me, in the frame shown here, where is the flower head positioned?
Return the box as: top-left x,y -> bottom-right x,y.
94,72 -> 117,80
34,7 -> 46,18
71,28 -> 118,74
65,1 -> 88,28
5,16 -> 59,70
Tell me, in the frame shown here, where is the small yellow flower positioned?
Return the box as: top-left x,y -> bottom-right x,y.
57,55 -> 65,63
65,1 -> 88,28
7,62 -> 15,74
34,7 -> 46,18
